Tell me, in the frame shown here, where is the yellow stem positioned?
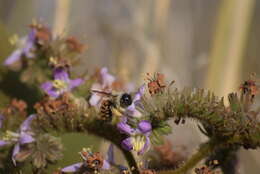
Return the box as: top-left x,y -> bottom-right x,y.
205,0 -> 255,99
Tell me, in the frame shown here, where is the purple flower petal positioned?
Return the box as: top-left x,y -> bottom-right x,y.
23,30 -> 36,58
28,28 -> 36,41
137,136 -> 150,155
48,89 -> 60,98
89,94 -> 102,106
62,162 -> 83,172
12,143 -> 20,165
117,121 -> 135,135
138,120 -> 152,134
102,160 -> 111,170
41,81 -> 53,91
54,68 -> 70,82
19,132 -> 34,144
100,67 -> 115,88
121,137 -> 133,151
0,140 -> 10,146
126,104 -> 142,118
4,49 -> 23,65
69,78 -> 84,89
41,82 -> 59,98
133,84 -> 145,103
125,85 -> 145,118
106,144 -> 114,165
20,114 -> 36,132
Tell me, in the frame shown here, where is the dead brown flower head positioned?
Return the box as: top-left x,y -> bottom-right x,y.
66,36 -> 86,53
147,73 -> 166,96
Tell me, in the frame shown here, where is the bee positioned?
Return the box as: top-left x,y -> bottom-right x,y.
99,99 -> 114,121
91,90 -> 133,121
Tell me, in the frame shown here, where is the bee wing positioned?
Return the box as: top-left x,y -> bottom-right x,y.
91,90 -> 117,97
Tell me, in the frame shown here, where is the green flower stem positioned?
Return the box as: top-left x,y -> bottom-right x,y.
158,140 -> 218,174
118,146 -> 139,174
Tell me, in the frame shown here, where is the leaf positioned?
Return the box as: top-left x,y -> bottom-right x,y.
151,129 -> 164,145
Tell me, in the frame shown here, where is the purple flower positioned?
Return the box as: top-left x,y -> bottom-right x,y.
61,146 -> 113,173
117,117 -> 135,135
125,85 -> 145,118
138,120 -> 152,134
89,67 -> 115,106
4,29 -> 36,66
117,117 -> 152,155
121,137 -> 133,151
0,114 -> 36,165
41,68 -> 83,98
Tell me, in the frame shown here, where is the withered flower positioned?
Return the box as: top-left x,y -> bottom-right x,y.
84,152 -> 104,170
240,73 -> 259,101
147,73 -> 166,96
29,23 -> 52,45
61,147 -> 111,173
194,165 -> 214,174
66,36 -> 86,53
34,93 -> 74,115
195,161 -> 219,174
240,79 -> 259,99
3,99 -> 27,116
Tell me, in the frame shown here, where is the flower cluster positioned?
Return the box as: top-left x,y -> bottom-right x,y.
116,85 -> 153,155
4,22 -> 51,66
62,145 -> 114,173
0,114 -> 36,165
1,21 -> 260,174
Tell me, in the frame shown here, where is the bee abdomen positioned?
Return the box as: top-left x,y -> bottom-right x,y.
99,100 -> 113,121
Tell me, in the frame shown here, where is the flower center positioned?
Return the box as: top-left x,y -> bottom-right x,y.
2,130 -> 19,142
53,80 -> 68,90
132,135 -> 145,152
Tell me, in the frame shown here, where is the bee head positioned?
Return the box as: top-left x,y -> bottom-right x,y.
120,93 -> 132,108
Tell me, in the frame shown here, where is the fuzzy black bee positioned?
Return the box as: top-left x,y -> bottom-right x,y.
92,90 -> 133,121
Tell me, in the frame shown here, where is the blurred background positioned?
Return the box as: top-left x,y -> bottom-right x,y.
0,0 -> 260,173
